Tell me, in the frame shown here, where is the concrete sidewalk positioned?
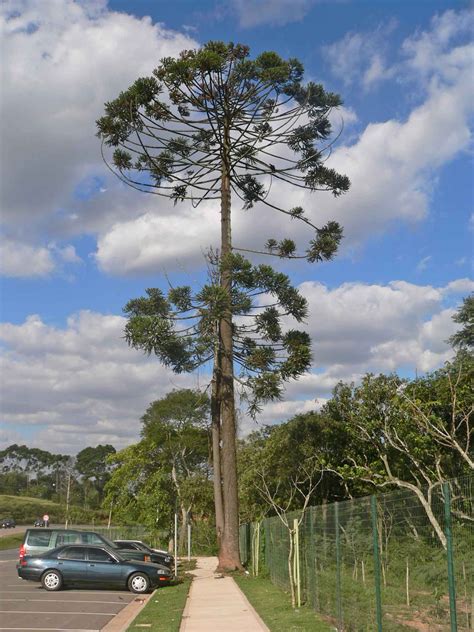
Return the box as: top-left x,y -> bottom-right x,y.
180,556 -> 269,632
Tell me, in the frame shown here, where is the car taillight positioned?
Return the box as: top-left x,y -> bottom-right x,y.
20,558 -> 28,566
19,544 -> 25,559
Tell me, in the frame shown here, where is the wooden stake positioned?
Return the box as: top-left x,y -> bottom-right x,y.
406,558 -> 410,608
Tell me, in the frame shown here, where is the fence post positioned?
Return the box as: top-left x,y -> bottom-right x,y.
335,502 -> 343,629
294,518 -> 301,608
370,495 -> 383,632
255,521 -> 260,577
443,482 -> 458,632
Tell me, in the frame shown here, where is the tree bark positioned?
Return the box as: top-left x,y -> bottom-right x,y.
211,362 -> 224,547
217,124 -> 243,571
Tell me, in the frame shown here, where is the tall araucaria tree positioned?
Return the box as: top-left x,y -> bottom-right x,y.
97,41 -> 350,570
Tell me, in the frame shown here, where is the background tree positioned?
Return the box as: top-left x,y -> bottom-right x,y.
238,411 -> 351,523
97,41 -> 350,569
141,389 -> 211,550
104,389 -> 212,551
449,293 -> 474,349
75,444 -> 116,508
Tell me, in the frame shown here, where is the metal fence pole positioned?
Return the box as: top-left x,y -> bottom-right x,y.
443,482 -> 458,632
370,495 -> 383,632
335,502 -> 343,628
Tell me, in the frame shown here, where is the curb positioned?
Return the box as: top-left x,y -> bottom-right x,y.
101,589 -> 156,632
178,574 -> 194,631
231,577 -> 270,631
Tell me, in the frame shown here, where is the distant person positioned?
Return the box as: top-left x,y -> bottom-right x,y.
43,514 -> 49,528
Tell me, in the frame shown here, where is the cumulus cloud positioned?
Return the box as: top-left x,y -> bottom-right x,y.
1,279 -> 469,450
0,311 -> 200,452
1,238 -> 55,277
0,0 -> 197,269
299,279 -> 464,373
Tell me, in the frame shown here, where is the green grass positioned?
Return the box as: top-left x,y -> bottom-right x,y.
234,574 -> 334,632
0,533 -> 24,550
126,560 -> 196,632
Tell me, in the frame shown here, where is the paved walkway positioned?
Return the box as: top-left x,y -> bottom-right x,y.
180,556 -> 269,632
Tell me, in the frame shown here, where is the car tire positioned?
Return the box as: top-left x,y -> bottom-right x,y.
41,570 -> 63,591
128,572 -> 150,594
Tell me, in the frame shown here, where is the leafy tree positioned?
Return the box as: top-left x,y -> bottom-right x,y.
0,444 -> 68,474
104,442 -> 173,530
75,444 -> 116,506
449,293 -> 474,349
238,412 -> 351,523
324,359 -> 473,549
97,41 -> 350,569
104,389 -> 212,550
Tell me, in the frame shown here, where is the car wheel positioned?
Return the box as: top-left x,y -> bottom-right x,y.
128,572 -> 150,594
41,570 -> 63,591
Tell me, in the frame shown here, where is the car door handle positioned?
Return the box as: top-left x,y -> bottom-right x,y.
58,562 -> 63,565
88,564 -> 95,567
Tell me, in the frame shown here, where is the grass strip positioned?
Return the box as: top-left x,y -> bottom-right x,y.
127,560 -> 196,632
0,533 -> 24,550
234,574 -> 333,632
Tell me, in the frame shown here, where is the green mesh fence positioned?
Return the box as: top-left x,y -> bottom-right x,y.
240,474 -> 474,631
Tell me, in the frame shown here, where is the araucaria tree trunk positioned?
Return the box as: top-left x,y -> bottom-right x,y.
211,362 -> 224,547
217,125 -> 242,570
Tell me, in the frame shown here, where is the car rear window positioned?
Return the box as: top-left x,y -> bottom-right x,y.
82,533 -> 104,545
58,546 -> 86,560
26,531 -> 52,547
56,533 -> 82,546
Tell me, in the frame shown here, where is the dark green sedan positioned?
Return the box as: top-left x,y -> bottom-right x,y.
17,543 -> 172,593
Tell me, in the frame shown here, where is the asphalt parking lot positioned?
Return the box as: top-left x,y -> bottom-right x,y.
0,550 -> 137,632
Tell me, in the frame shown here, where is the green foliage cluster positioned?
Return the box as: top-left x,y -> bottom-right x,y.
124,254 -> 312,416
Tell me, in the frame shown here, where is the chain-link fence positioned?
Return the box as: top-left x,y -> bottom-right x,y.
240,474 -> 473,631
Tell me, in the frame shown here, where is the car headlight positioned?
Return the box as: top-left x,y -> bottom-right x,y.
157,569 -> 168,575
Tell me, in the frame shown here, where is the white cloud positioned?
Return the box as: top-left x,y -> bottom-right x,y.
0,0 -> 197,236
299,279 -> 458,374
0,311 -> 200,452
402,9 -> 474,81
443,278 -> 474,295
322,20 -> 397,89
0,238 -> 55,277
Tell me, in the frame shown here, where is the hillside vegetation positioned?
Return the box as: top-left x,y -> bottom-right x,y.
0,494 -> 108,525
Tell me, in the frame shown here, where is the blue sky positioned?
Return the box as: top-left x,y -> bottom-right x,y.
0,0 -> 472,453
